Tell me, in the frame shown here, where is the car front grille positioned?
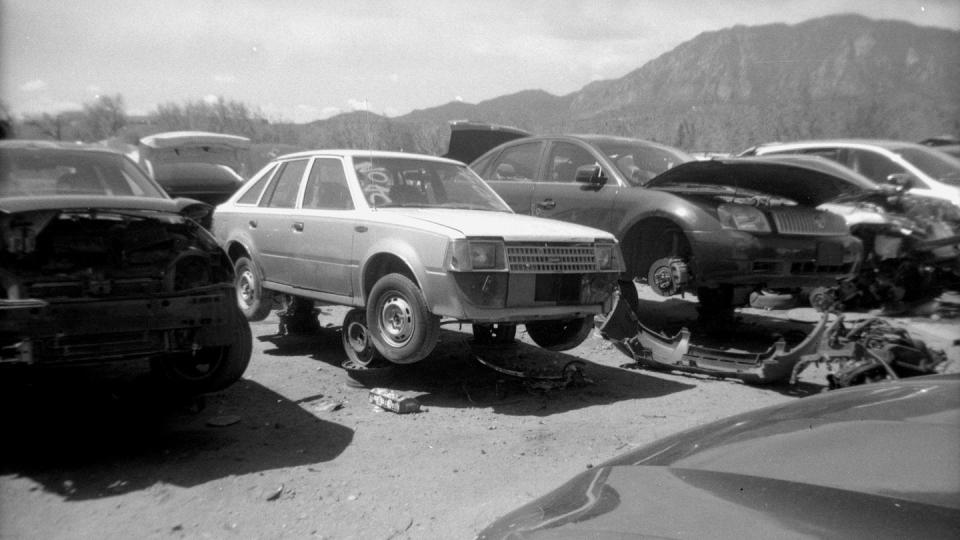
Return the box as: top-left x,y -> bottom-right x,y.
771,209 -> 846,236
506,244 -> 598,273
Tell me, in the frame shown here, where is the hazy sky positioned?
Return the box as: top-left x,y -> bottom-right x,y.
2,0 -> 958,123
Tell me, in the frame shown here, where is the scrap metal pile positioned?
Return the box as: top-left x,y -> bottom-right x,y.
599,296 -> 949,388
814,190 -> 960,312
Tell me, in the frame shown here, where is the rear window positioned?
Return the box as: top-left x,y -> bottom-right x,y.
0,147 -> 166,198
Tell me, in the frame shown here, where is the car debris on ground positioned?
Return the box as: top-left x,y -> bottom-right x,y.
599,293 -> 949,388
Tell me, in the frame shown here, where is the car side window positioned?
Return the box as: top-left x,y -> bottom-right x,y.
848,149 -> 908,184
237,163 -> 277,205
487,142 -> 542,182
545,142 -> 596,183
303,158 -> 354,210
261,159 -> 307,208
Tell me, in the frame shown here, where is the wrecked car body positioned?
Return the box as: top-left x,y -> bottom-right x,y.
456,123 -> 864,315
1,141 -> 251,393
760,154 -> 960,310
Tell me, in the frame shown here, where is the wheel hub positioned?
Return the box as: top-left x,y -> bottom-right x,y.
237,270 -> 255,306
381,296 -> 413,345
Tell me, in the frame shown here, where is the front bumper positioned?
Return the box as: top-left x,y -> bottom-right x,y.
689,230 -> 862,289
1,285 -> 240,366
425,271 -> 619,323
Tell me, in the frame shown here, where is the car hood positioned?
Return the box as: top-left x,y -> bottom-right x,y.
477,465 -> 960,539
0,195 -> 187,215
378,209 -> 614,242
478,376 -> 960,539
646,158 -> 876,206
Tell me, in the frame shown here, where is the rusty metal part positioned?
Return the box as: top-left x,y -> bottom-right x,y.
474,347 -> 591,390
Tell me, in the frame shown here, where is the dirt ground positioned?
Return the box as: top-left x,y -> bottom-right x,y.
2,286 -> 958,539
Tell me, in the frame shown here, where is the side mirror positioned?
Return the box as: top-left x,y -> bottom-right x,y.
886,173 -> 916,190
574,164 -> 607,188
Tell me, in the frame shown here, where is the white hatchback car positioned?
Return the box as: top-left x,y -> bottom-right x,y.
741,139 -> 960,208
212,150 -> 624,366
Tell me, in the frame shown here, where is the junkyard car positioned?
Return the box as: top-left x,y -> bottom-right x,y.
741,139 -> 960,209
212,150 -> 624,366
0,140 -> 251,393
758,154 -> 960,309
477,374 -> 960,539
464,129 -> 863,314
138,131 -> 251,206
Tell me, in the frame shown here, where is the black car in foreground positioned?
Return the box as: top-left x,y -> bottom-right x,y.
477,374 -> 960,539
0,140 -> 251,393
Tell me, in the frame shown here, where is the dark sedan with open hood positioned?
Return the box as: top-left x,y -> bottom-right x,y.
478,374 -> 960,539
0,140 -> 251,393
461,126 -> 864,314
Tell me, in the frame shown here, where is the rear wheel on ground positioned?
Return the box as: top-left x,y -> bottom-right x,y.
525,316 -> 594,351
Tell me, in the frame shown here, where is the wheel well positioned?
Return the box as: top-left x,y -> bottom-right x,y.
362,253 -> 418,298
226,242 -> 250,264
621,217 -> 691,280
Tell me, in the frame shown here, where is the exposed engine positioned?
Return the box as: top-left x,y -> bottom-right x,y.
815,191 -> 960,311
1,208 -> 233,301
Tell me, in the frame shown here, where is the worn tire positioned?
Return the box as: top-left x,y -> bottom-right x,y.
525,316 -> 594,351
472,323 -> 517,345
152,318 -> 252,394
234,256 -> 272,321
366,273 -> 440,364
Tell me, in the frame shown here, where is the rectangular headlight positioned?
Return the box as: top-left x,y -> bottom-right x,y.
596,245 -> 613,270
717,203 -> 771,233
448,239 -> 506,271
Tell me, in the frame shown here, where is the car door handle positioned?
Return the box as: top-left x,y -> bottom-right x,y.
355,225 -> 368,233
292,222 -> 304,232
536,199 -> 557,210
248,220 -> 258,228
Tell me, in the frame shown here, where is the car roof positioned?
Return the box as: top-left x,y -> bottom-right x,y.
274,148 -> 466,165
754,139 -> 927,152
0,139 -> 123,155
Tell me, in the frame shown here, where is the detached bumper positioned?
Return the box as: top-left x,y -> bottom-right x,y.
598,297 -> 830,384
1,285 -> 241,365
689,230 -> 862,289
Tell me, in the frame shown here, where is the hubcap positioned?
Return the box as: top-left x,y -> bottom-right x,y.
237,269 -> 256,307
380,295 -> 413,347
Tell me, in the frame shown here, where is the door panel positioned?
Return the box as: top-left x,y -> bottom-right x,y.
478,141 -> 544,214
291,158 -> 356,296
531,141 -> 619,233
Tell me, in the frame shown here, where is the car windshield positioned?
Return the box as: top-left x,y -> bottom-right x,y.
0,147 -> 167,199
895,146 -> 960,187
353,156 -> 511,211
592,140 -> 693,186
